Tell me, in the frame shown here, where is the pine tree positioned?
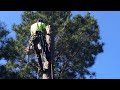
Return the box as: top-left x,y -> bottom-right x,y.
0,21 -> 21,79
0,11 -> 104,79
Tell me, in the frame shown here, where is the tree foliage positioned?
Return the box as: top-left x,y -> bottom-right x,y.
0,11 -> 104,79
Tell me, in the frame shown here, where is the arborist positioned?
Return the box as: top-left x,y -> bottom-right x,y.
25,18 -> 51,73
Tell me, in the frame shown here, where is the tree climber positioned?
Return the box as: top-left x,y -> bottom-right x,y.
25,18 -> 51,73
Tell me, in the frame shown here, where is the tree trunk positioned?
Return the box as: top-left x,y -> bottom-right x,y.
41,25 -> 52,79
42,59 -> 49,79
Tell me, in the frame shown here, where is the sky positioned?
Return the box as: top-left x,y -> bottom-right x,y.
0,11 -> 120,79
0,11 -> 22,38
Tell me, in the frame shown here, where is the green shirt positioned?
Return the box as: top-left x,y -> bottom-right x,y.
37,22 -> 46,32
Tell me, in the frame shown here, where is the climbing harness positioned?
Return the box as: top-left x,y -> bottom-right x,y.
27,23 -> 53,79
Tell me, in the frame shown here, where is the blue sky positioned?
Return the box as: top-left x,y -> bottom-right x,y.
0,11 -> 22,38
0,11 -> 120,79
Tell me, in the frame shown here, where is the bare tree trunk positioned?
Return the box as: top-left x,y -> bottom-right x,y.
41,25 -> 52,79
42,59 -> 49,79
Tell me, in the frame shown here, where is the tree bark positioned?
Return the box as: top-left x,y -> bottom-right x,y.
41,25 -> 53,79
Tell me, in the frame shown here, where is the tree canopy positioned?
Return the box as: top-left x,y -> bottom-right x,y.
0,11 -> 104,79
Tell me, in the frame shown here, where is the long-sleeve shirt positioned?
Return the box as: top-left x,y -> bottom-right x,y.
29,22 -> 46,45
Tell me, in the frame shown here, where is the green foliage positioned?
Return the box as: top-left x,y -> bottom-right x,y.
54,12 -> 104,79
0,11 -> 104,79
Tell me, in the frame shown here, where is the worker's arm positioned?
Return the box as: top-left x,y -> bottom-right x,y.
46,25 -> 51,35
25,25 -> 34,53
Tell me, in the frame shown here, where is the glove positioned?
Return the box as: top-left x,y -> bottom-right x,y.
25,47 -> 30,53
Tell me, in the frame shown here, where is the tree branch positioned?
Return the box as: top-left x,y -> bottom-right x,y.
59,47 -> 81,78
19,55 -> 39,69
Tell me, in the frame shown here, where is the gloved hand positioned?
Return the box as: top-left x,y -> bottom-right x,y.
25,47 -> 30,53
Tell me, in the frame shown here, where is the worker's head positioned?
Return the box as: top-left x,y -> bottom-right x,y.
37,18 -> 43,22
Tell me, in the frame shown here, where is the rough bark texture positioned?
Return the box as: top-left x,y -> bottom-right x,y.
42,25 -> 52,79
